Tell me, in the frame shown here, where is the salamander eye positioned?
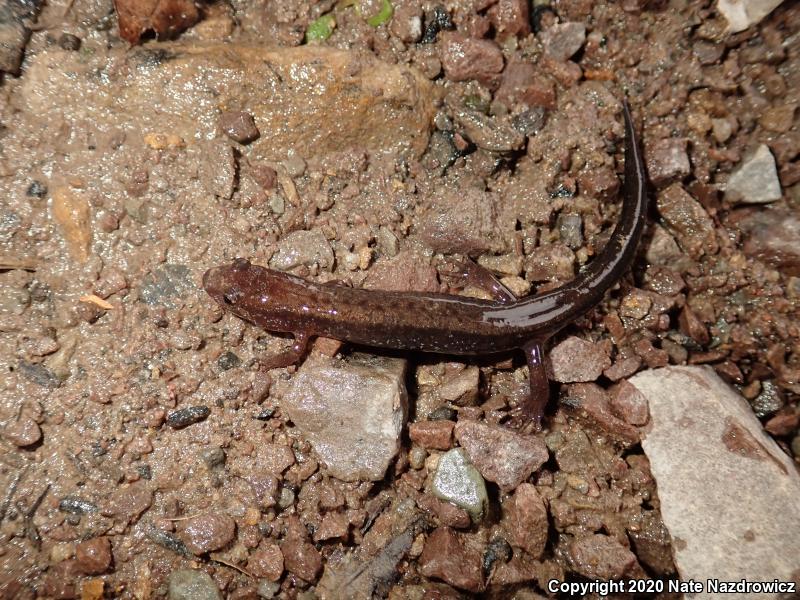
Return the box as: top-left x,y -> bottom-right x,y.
223,288 -> 244,305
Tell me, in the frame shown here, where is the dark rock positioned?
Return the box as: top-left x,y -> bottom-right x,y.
217,351 -> 241,371
166,406 -> 211,429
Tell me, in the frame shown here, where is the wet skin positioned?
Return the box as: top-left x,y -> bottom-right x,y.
203,101 -> 648,429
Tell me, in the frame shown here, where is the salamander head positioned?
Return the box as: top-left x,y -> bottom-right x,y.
202,258 -> 254,314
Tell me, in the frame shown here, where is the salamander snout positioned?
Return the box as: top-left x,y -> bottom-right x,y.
202,262 -> 246,307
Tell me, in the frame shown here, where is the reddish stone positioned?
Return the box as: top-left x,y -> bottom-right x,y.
419,528 -> 484,592
487,0 -> 530,40
75,537 -> 112,575
609,380 -> 650,426
678,306 -> 710,346
569,534 -> 638,579
409,420 -> 455,450
564,383 -> 640,446
495,61 -> 556,110
501,483 -> 548,558
417,495 -> 472,529
248,542 -> 284,581
181,513 -> 237,554
454,421 -> 548,491
439,32 -> 503,87
281,517 -> 322,582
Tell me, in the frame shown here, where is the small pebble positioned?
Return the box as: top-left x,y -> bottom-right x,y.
58,33 -> 82,51
166,406 -> 211,429
725,144 -> 782,205
219,111 -> 260,144
431,448 -> 488,521
180,513 -> 237,554
217,351 -> 241,370
75,537 -> 112,575
4,416 -> 42,447
26,180 -> 48,198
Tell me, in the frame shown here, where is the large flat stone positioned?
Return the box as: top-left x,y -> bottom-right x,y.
630,366 -> 800,598
20,43 -> 438,161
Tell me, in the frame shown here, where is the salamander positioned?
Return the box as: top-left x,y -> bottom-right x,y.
203,101 -> 648,428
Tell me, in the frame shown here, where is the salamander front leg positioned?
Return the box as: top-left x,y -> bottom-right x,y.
260,332 -> 311,370
521,340 -> 550,430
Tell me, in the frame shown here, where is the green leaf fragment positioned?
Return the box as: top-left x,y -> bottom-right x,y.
305,14 -> 336,43
364,0 -> 393,27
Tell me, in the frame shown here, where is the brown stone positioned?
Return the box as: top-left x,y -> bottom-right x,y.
314,511 -> 349,541
180,513 -> 237,554
569,534 -> 639,579
219,111 -> 260,144
409,420 -> 454,450
103,482 -> 153,524
282,517 -> 322,582
564,383 -> 640,446
417,495 -> 471,529
439,32 -> 503,87
248,542 -> 284,581
487,0 -> 530,40
3,416 -> 42,447
75,537 -> 112,575
419,528 -> 484,592
678,306 -> 710,345
501,483 -> 548,558
656,183 -> 718,259
495,61 -> 556,109
646,137 -> 691,186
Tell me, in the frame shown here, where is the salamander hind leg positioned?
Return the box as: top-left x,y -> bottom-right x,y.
438,256 -> 517,303
259,332 -> 311,370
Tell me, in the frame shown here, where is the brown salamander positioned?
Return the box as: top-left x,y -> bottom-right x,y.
203,101 -> 648,428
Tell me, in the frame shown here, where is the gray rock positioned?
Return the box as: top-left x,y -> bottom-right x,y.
725,144 -> 782,204
541,22 -> 586,61
168,569 -> 222,600
269,230 -> 334,272
139,264 -> 194,308
717,0 -> 786,33
282,354 -> 407,481
630,366 -> 800,592
431,448 -> 488,521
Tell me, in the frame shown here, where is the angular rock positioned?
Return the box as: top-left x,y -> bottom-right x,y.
541,22 -> 586,61
550,336 -> 611,383
609,380 -> 649,426
269,230 -> 334,272
656,183 -> 718,259
454,422 -> 548,491
21,44 -> 438,161
409,420 -> 454,450
630,366 -> 800,589
419,528 -> 484,592
501,483 -> 548,558
281,517 -> 322,582
248,543 -> 284,581
740,210 -> 800,276
563,383 -> 640,446
282,354 -> 407,481
438,32 -> 503,86
431,448 -> 488,520
717,0 -> 786,33
569,534 -> 638,579
725,144 -> 782,204
487,0 -> 530,40
646,138 -> 691,186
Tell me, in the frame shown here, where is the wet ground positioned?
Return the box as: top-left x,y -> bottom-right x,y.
0,0 -> 798,598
